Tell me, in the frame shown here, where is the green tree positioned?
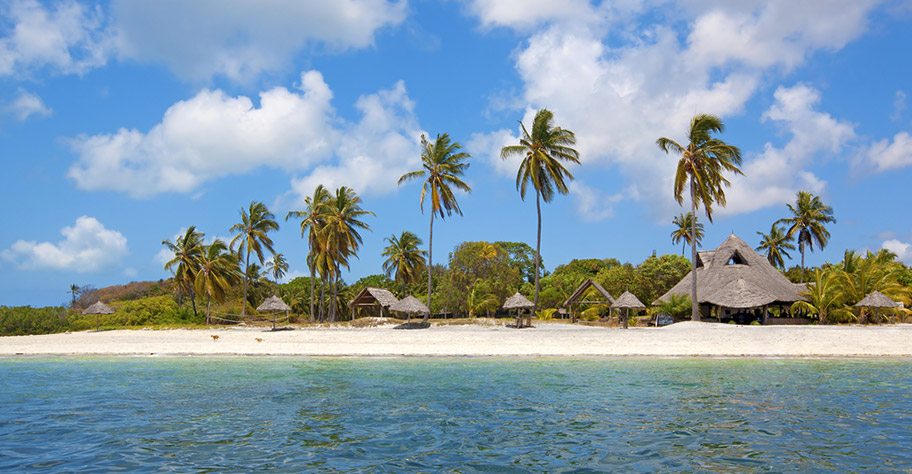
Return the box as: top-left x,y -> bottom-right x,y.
266,253 -> 288,296
494,241 -> 542,283
837,250 -> 910,322
653,294 -> 692,322
775,191 -> 836,282
399,133 -> 471,320
229,201 -> 279,317
670,212 -> 704,255
161,226 -> 205,317
501,109 -> 580,323
319,187 -> 374,322
286,185 -> 331,322
791,268 -> 850,324
657,113 -> 743,320
194,240 -> 242,324
381,231 -> 427,298
756,224 -> 796,270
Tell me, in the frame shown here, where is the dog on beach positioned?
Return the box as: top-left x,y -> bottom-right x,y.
255,338 -> 263,342
211,335 -> 219,341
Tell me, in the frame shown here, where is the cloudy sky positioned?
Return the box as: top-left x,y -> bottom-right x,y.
2,0 -> 911,306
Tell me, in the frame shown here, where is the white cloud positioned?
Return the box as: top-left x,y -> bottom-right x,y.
468,0 -> 599,30
111,0 -> 406,82
0,0 -> 111,76
7,88 -> 51,120
569,181 -> 626,222
865,131 -> 912,172
1,216 -> 129,273
892,90 -> 907,122
882,239 -> 912,264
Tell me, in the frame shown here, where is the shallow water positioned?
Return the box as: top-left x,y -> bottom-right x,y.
1,357 -> 911,472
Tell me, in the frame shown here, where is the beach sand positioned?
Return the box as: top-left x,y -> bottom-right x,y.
2,321 -> 912,357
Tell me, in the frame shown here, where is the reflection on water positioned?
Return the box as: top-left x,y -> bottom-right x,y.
1,358 -> 911,472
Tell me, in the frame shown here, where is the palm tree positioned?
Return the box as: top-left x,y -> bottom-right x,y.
229,201 -> 279,317
657,113 -> 742,321
399,133 -> 471,320
837,250 -> 910,323
791,269 -> 850,324
775,191 -> 836,282
286,185 -> 331,323
381,231 -> 427,298
501,109 -> 580,323
69,284 -> 79,308
319,187 -> 374,322
756,224 -> 795,270
670,212 -> 704,255
266,253 -> 289,295
161,226 -> 205,317
194,240 -> 241,324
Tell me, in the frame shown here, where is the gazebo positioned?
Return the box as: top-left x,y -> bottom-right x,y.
348,287 -> 399,318
83,301 -> 114,332
504,292 -> 534,329
561,279 -> 614,323
855,291 -> 903,323
612,291 -> 645,329
390,295 -> 430,323
257,295 -> 292,330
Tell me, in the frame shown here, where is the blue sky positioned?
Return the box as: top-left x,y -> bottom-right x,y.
2,0 -> 911,306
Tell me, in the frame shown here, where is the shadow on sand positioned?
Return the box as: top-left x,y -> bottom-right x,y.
394,322 -> 431,330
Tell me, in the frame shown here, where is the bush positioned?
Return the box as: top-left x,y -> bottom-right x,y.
750,320 -> 761,326
0,306 -> 68,336
537,308 -> 556,321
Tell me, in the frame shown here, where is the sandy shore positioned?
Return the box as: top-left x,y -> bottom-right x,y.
2,321 -> 912,357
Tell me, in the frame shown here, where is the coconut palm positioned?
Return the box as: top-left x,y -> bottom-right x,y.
229,201 -> 279,317
657,113 -> 742,321
69,284 -> 79,308
194,240 -> 241,324
837,251 -> 910,323
286,185 -> 331,323
775,191 -> 836,282
501,109 -> 580,321
756,224 -> 795,270
318,187 -> 374,322
670,212 -> 704,255
266,253 -> 289,295
162,226 -> 205,317
399,133 -> 471,320
791,269 -> 850,324
381,231 -> 427,298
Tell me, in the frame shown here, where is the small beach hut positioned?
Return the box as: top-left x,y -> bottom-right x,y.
562,279 -> 615,323
348,287 -> 399,318
855,291 -> 903,323
257,295 -> 292,330
612,291 -> 645,329
390,295 -> 430,323
503,292 -> 534,329
83,301 -> 114,332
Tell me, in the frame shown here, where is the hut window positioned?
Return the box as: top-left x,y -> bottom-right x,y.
726,251 -> 747,265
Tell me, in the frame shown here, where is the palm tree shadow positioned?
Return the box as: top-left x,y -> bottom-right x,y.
505,323 -> 535,329
394,322 -> 430,330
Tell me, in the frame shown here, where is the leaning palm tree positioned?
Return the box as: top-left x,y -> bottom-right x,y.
319,186 -> 374,322
657,113 -> 742,321
194,240 -> 241,324
381,231 -> 427,298
399,133 -> 471,320
775,191 -> 836,282
162,226 -> 205,317
229,201 -> 279,317
286,185 -> 331,323
756,224 -> 795,270
670,212 -> 704,255
266,253 -> 288,295
501,109 -> 580,320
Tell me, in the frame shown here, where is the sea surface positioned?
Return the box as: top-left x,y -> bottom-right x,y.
1,357 -> 911,473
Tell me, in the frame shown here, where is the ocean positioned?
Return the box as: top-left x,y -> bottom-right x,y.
1,357 -> 910,472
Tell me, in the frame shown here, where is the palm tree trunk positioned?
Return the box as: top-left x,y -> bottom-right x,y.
424,213 -> 434,322
532,190 -> 543,329
242,247 -> 250,317
800,242 -> 806,284
206,297 -> 211,325
308,259 -> 315,323
690,179 -> 701,321
331,270 -> 338,323
190,291 -> 198,318
319,279 -> 325,323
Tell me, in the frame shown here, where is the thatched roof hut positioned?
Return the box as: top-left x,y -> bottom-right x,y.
83,301 -> 114,315
503,292 -> 534,309
612,291 -> 645,309
257,295 -> 292,312
348,287 -> 399,317
855,291 -> 902,308
390,296 -> 430,314
656,234 -> 805,312
562,278 -> 614,323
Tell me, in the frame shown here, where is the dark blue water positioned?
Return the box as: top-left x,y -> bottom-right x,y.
1,358 -> 911,473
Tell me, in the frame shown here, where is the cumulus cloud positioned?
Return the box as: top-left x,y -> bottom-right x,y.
864,132 -> 912,172
569,181 -> 626,222
7,88 -> 51,120
1,216 -> 128,273
468,0 -> 599,30
882,239 -> 912,264
0,0 -> 111,76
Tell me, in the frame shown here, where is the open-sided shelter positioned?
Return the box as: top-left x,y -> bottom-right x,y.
390,295 -> 430,322
83,301 -> 115,332
504,292 -> 534,328
855,291 -> 904,323
612,291 -> 645,329
257,295 -> 292,330
348,287 -> 399,318
562,279 -> 615,323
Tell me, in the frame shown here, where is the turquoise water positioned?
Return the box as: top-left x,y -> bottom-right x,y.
1,358 -> 911,473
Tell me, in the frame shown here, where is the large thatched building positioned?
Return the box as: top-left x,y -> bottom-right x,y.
656,234 -> 805,321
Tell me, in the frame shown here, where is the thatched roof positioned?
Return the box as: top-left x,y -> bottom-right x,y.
657,234 -> 805,309
83,301 -> 114,315
348,287 -> 399,308
503,292 -> 534,309
855,291 -> 901,308
562,279 -> 614,307
612,291 -> 645,309
257,295 -> 291,312
389,295 -> 430,314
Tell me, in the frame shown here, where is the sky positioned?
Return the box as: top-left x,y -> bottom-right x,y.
1,0 -> 911,307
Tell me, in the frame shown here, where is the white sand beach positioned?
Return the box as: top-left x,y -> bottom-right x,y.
2,321 -> 912,357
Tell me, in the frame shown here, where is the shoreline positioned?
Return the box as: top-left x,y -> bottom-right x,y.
2,321 -> 912,358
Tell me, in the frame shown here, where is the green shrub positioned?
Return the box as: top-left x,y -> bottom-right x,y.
538,308 -> 556,321
728,320 -> 736,325
750,320 -> 761,326
0,306 -> 68,336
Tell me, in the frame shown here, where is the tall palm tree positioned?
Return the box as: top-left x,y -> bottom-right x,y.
319,187 -> 374,322
775,191 -> 836,282
162,226 -> 205,317
657,113 -> 742,321
266,253 -> 289,296
399,133 -> 471,320
756,224 -> 795,270
69,284 -> 79,308
229,201 -> 279,317
501,109 -> 580,324
286,185 -> 331,323
670,212 -> 704,255
194,240 -> 241,324
381,231 -> 427,297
